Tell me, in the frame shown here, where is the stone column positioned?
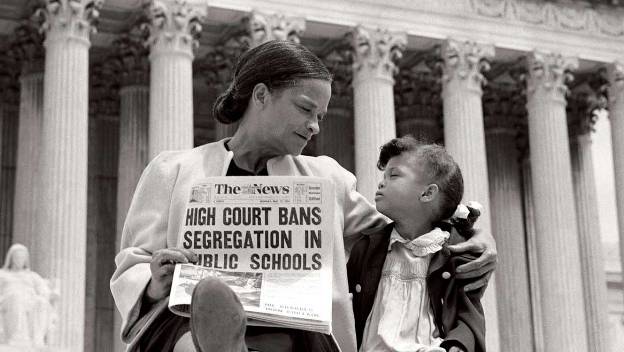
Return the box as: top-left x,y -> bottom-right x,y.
110,31 -> 150,352
568,92 -> 612,352
349,25 -> 406,200
316,95 -> 354,170
36,1 -> 103,350
525,51 -> 587,350
10,22 -> 45,252
0,74 -> 19,260
483,81 -> 533,351
85,59 -> 121,352
145,0 -> 204,158
609,62 -> 624,320
520,153 -> 545,352
315,46 -> 354,170
440,38 -> 499,351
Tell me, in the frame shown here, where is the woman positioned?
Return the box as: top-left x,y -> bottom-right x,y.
110,40 -> 496,352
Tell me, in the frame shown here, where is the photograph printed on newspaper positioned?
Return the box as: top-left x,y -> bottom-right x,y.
169,176 -> 335,334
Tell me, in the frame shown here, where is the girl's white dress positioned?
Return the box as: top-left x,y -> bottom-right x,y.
360,227 -> 450,352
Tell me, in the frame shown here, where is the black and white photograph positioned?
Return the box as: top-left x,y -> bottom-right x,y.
0,0 -> 623,351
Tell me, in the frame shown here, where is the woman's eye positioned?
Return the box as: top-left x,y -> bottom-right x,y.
299,106 -> 311,112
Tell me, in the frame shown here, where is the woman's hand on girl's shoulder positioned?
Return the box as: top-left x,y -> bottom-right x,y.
447,228 -> 497,291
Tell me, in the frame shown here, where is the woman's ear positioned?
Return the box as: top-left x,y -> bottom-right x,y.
252,83 -> 270,107
420,184 -> 439,202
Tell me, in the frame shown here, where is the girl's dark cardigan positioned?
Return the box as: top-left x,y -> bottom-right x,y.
346,222 -> 486,352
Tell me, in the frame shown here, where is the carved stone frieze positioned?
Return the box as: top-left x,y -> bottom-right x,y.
394,59 -> 442,121
0,56 -> 20,105
144,0 -> 205,58
349,25 -> 407,82
566,68 -> 610,137
525,51 -> 578,101
320,43 -> 353,106
567,88 -> 598,137
482,63 -> 530,158
392,50 -> 444,141
35,0 -> 104,43
110,27 -> 150,87
470,0 -> 624,37
483,81 -> 525,132
608,61 -> 624,102
89,61 -> 120,118
9,20 -> 45,74
244,10 -> 305,47
197,33 -> 249,91
441,39 -> 494,94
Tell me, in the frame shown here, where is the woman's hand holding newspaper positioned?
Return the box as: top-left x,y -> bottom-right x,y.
146,248 -> 198,302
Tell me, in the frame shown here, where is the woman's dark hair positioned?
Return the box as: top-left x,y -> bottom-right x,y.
212,40 -> 333,124
377,135 -> 464,221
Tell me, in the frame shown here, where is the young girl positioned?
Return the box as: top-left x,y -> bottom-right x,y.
347,136 -> 485,352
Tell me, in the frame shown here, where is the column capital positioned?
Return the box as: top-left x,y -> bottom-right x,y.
0,56 -> 20,105
244,10 -> 305,47
608,61 -> 624,100
111,28 -> 150,87
144,0 -> 205,60
320,44 -> 353,106
567,91 -> 599,138
90,61 -> 120,119
441,39 -> 494,94
483,84 -> 525,136
197,34 -> 248,91
9,20 -> 45,74
349,25 -> 407,83
394,60 -> 442,123
526,51 -> 578,102
35,0 -> 103,46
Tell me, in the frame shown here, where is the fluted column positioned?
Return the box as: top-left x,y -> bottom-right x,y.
484,82 -> 533,351
0,79 -> 19,260
145,0 -> 204,158
568,95 -> 612,352
314,47 -> 354,170
0,95 -> 5,258
609,62 -> 624,317
11,22 -> 45,252
36,1 -> 103,350
440,38 -> 499,351
109,31 -> 150,352
349,26 -> 406,200
525,51 -> 587,350
520,153 -> 545,352
317,96 -> 354,167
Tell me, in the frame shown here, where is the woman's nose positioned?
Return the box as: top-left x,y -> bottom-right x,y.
307,120 -> 320,135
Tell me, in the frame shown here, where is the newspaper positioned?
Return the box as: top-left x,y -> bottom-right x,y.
169,176 -> 335,335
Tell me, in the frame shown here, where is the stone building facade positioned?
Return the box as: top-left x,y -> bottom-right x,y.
0,0 -> 623,351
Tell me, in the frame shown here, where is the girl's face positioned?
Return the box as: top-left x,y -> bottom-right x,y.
255,79 -> 331,156
10,248 -> 28,269
375,152 -> 432,221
